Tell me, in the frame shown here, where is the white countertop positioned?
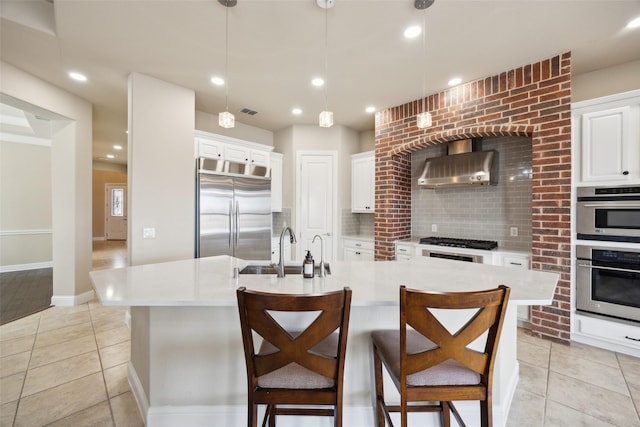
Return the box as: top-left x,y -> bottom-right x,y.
342,235 -> 374,242
89,255 -> 558,307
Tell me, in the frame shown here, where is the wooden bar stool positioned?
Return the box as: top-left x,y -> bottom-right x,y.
371,285 -> 510,427
236,286 -> 352,427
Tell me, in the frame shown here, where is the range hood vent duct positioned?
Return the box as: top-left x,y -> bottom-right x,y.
417,139 -> 498,189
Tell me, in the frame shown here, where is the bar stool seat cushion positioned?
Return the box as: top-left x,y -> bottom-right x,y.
371,329 -> 481,387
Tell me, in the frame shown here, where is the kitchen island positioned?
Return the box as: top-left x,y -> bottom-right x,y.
89,255 -> 558,427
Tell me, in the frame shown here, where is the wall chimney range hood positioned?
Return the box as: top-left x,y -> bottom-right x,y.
417,139 -> 498,188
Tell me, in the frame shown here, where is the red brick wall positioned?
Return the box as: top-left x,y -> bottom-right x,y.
374,52 -> 572,342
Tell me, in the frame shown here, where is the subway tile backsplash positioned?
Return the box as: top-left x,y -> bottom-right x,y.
411,136 -> 532,252
342,209 -> 374,237
272,208 -> 291,236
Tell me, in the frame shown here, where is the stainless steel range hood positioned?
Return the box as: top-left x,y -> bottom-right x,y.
417,139 -> 498,188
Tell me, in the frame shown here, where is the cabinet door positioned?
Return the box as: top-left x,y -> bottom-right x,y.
250,149 -> 270,167
395,244 -> 414,261
271,153 -> 283,212
225,145 -> 251,163
198,139 -> 223,159
580,105 -> 639,183
352,154 -> 374,213
344,247 -> 374,261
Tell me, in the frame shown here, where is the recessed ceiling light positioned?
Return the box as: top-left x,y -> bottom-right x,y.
106,154 -> 115,159
113,145 -> 122,150
292,108 -> 303,115
448,77 -> 463,86
404,25 -> 422,39
210,76 -> 225,86
627,16 -> 640,29
365,106 -> 376,113
311,77 -> 324,87
69,72 -> 87,82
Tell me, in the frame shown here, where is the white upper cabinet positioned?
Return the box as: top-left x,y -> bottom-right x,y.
351,151 -> 375,213
270,152 -> 283,212
195,130 -> 272,167
573,90 -> 640,185
196,138 -> 223,160
224,144 -> 270,167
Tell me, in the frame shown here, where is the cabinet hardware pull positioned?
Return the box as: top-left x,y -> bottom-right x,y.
625,335 -> 640,342
622,171 -> 629,175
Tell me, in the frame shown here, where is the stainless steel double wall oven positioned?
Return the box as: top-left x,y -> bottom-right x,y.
576,185 -> 640,324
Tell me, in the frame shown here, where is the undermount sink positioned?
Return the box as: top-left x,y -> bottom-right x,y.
239,263 -> 331,276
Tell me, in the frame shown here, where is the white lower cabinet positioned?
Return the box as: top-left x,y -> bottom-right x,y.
395,243 -> 414,261
501,254 -> 531,325
572,313 -> 640,357
343,237 -> 374,261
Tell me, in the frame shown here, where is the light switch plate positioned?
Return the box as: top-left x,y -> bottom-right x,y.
143,228 -> 156,239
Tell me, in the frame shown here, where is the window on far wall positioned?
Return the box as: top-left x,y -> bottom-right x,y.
111,188 -> 124,217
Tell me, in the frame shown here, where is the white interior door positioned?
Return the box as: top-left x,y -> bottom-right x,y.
295,151 -> 336,262
105,183 -> 127,240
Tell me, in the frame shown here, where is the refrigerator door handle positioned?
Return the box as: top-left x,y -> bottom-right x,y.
228,200 -> 233,249
235,200 -> 240,246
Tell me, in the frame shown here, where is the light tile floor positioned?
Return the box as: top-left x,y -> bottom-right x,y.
1,240 -> 639,426
508,329 -> 640,427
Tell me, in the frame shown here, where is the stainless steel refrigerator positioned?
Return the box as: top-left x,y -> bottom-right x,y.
196,158 -> 272,260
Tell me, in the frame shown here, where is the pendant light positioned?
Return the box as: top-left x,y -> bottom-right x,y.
218,0 -> 236,128
416,0 -> 434,129
318,0 -> 334,128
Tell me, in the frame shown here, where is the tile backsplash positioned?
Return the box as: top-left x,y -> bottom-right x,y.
411,136 -> 532,251
342,209 -> 374,237
272,208 -> 291,236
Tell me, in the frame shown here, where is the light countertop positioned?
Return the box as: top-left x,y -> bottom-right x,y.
89,255 -> 558,308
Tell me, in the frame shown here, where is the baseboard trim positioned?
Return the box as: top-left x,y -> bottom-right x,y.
128,362 -> 150,425
0,262 -> 53,273
51,290 -> 95,307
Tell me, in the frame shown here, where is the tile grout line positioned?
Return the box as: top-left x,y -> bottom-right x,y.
615,352 -> 640,423
10,312 -> 42,427
88,302 -> 119,426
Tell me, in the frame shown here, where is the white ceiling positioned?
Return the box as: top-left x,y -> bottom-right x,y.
1,0 -> 639,165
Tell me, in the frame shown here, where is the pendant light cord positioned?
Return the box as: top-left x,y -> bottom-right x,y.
324,0 -> 329,111
421,9 -> 426,115
224,1 -> 230,112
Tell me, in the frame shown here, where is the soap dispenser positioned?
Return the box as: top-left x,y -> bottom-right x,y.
303,250 -> 315,278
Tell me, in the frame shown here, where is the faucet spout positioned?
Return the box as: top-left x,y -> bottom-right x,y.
276,226 -> 296,277
312,234 -> 326,277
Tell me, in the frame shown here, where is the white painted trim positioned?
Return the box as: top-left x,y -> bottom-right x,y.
51,290 -> 94,307
0,229 -> 52,236
194,129 -> 274,152
137,401 -> 511,427
128,362 -> 150,425
132,357 -> 518,427
0,132 -> 52,146
0,261 -> 53,273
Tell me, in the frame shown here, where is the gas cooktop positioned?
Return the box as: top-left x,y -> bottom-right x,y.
418,237 -> 498,251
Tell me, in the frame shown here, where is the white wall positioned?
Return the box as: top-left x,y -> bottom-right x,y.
0,140 -> 52,269
573,59 -> 640,102
128,73 -> 195,265
194,110 -> 274,147
1,61 -> 93,304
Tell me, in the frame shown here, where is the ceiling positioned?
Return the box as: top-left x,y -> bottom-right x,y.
1,0 -> 639,166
